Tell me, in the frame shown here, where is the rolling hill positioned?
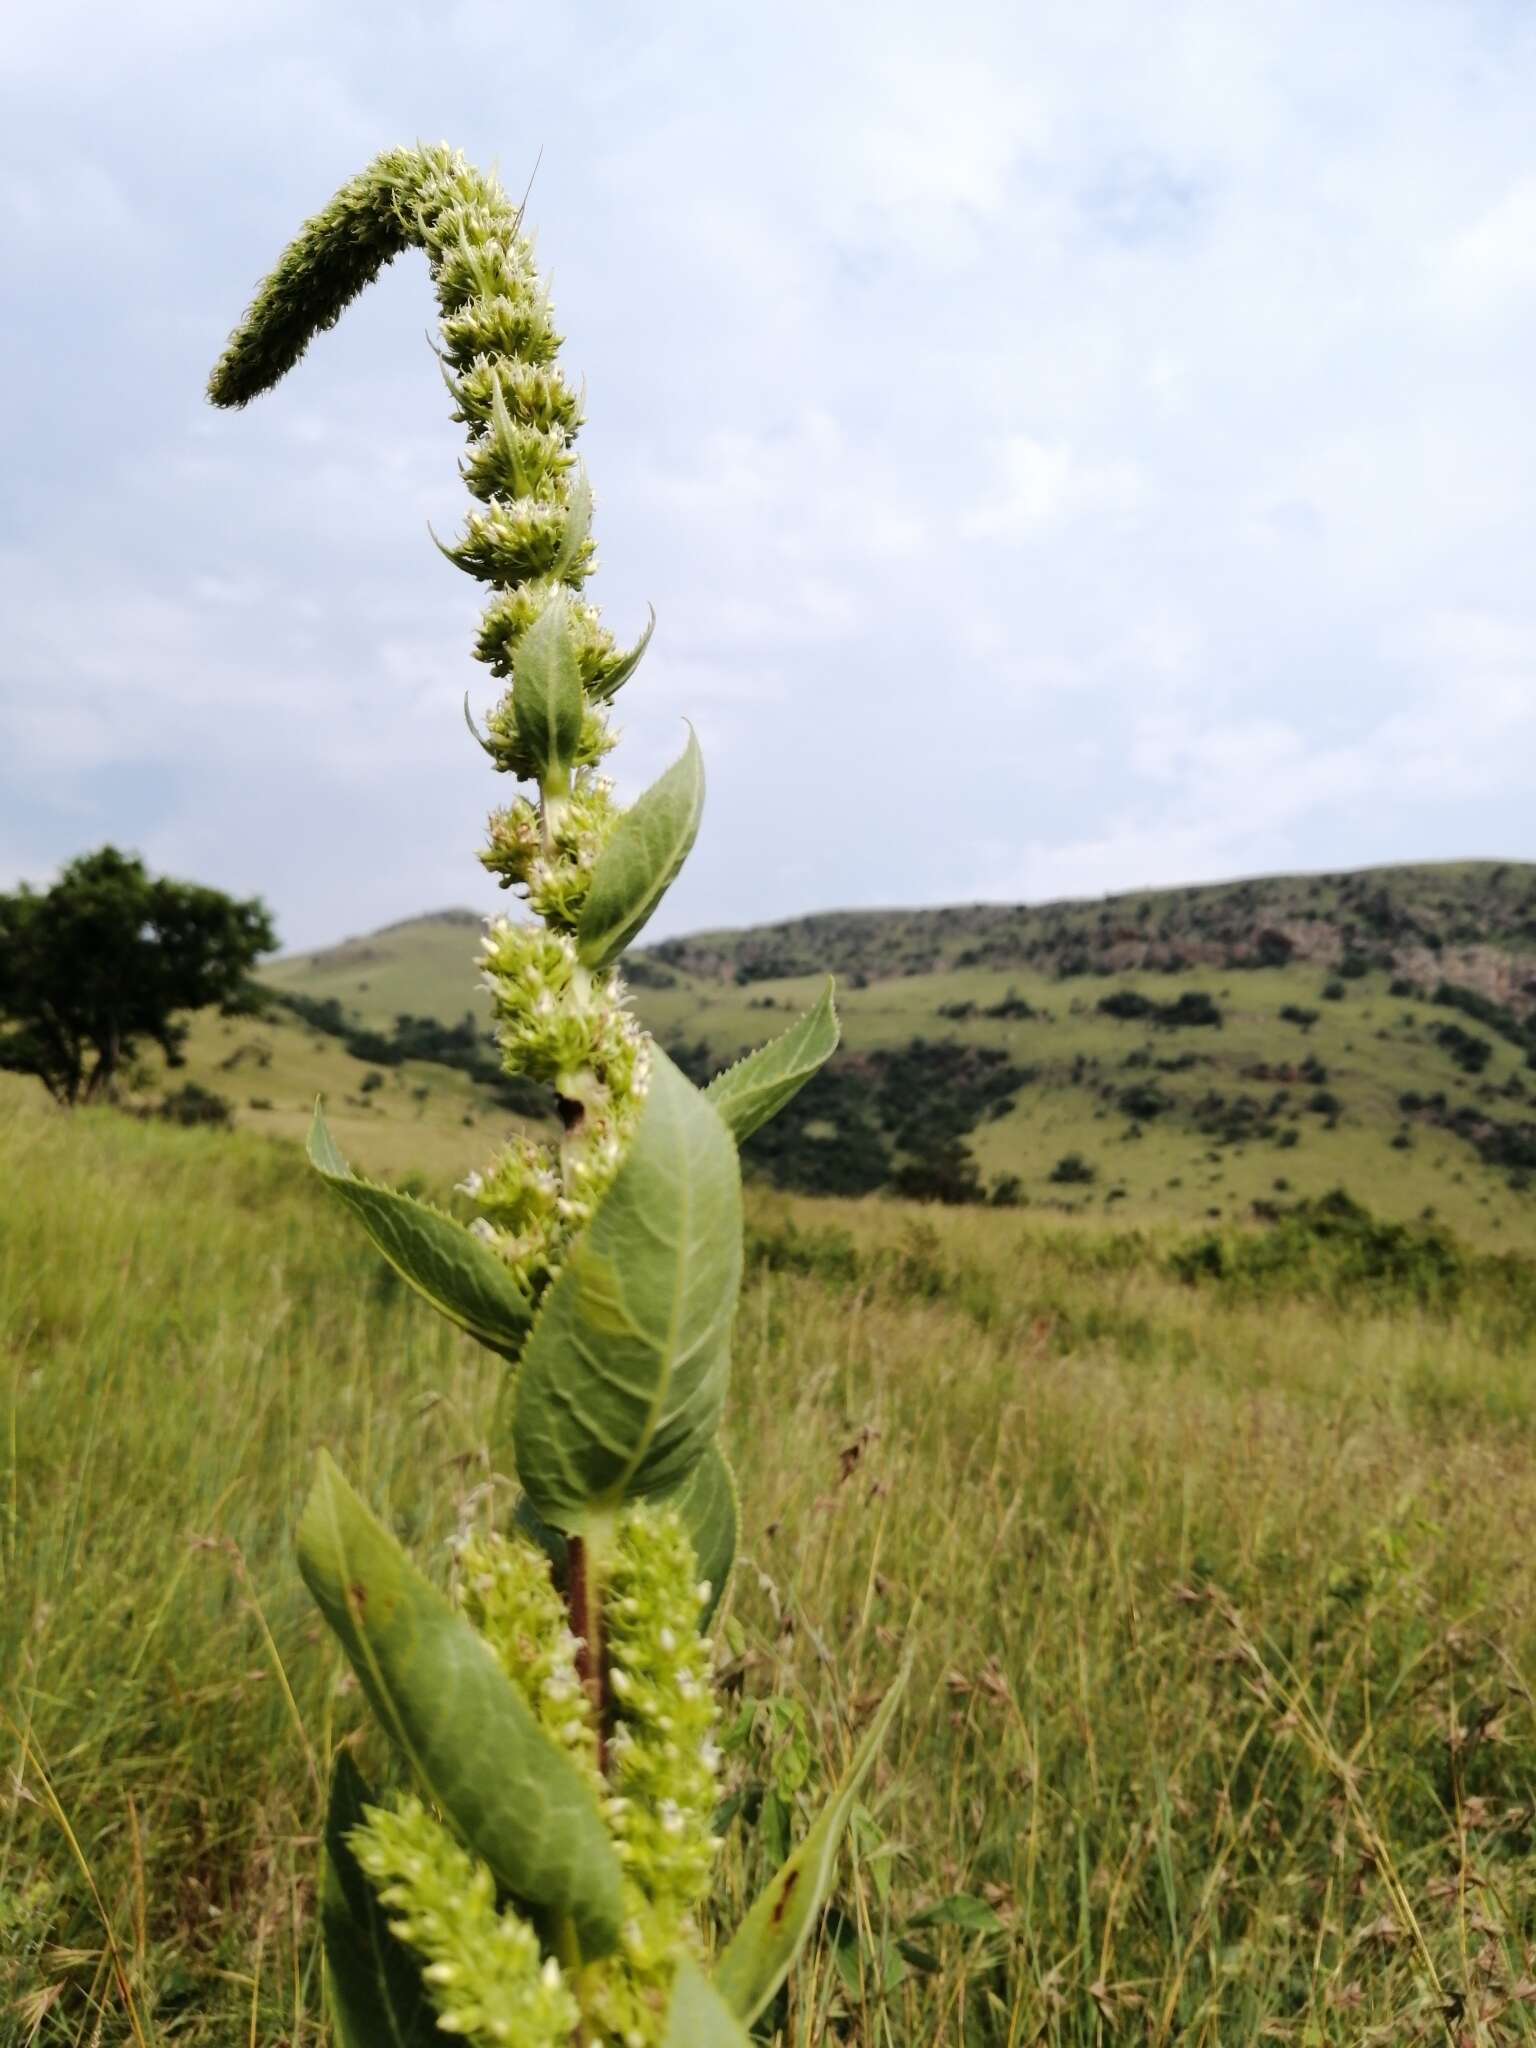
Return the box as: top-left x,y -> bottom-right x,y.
245,862 -> 1536,1240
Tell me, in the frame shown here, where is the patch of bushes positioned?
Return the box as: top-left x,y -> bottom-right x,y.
272,992 -> 549,1116
1170,1189 -> 1467,1310
157,1081 -> 234,1128
981,988 -> 1037,1020
1435,1021 -> 1493,1076
620,954 -> 678,989
1119,1083 -> 1173,1120
1432,980 -> 1536,1058
1097,989 -> 1223,1029
678,1035 -> 1030,1202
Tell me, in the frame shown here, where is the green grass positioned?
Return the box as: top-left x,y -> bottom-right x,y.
9,1086 -> 1536,2042
263,892 -> 1536,1236
123,1005 -> 528,1184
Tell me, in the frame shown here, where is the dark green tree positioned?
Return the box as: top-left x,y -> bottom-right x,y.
0,846 -> 276,1105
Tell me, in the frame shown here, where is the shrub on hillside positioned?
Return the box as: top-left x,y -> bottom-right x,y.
1098,988 -> 1223,1029
1169,1189 -> 1468,1310
157,1081 -> 234,1129
1435,1021 -> 1493,1076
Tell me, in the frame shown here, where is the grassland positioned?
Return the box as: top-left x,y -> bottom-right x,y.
9,1079 -> 1536,2044
258,863 -> 1536,1239
122,1004 -> 520,1184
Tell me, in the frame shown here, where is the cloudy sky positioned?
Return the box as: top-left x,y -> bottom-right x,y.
4,1 -> 1536,954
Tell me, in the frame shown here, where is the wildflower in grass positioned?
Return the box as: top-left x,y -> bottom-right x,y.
210,141 -> 895,2047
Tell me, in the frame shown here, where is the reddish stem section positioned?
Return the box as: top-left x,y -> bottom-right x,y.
565,1535 -> 609,1774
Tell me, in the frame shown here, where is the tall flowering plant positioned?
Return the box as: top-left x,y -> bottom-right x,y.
209,146 -> 903,2046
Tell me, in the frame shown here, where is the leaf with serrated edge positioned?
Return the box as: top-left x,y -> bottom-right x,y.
576,730 -> 703,968
322,1751 -> 438,2048
297,1453 -> 623,1957
714,1665 -> 909,2025
308,1105 -> 531,1360
511,1050 -> 741,1526
664,1954 -> 752,2046
512,590 -> 584,786
706,980 -> 840,1144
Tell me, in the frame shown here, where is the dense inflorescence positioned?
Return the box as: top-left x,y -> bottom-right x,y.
211,145 -> 651,1318
210,142 -> 868,2048
350,1797 -> 580,2046
358,1506 -> 719,2045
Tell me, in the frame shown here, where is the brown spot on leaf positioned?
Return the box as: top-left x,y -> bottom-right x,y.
769,1866 -> 802,1929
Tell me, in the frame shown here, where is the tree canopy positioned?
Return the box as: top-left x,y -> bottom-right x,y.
0,847 -> 276,1105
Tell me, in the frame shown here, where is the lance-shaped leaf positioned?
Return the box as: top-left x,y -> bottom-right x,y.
589,604 -> 655,704
511,590 -> 584,789
706,980 -> 840,1144
321,1751 -> 438,2048
714,1665 -> 910,2025
308,1107 -> 531,1361
551,469 -> 594,583
512,1050 -> 741,1526
298,1453 -> 624,1956
576,730 -> 704,968
664,1955 -> 753,2047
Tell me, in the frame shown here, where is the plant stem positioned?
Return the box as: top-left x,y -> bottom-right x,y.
565,1534 -> 609,1773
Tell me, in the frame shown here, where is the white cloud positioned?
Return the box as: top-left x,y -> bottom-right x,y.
964,435 -> 1148,542
4,0 -> 1536,949
1442,174 -> 1536,317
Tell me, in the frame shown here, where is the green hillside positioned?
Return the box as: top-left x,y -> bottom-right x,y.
258,863 -> 1536,1238
98,1003 -> 526,1184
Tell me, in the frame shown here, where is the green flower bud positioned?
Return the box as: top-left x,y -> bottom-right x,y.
440,498 -> 584,587
581,1504 -> 722,2046
455,1530 -> 599,1777
350,1796 -> 578,2047
476,583 -> 618,687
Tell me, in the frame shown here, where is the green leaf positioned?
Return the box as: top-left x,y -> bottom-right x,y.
512,1490 -> 570,1582
667,1441 -> 738,1626
906,1894 -> 1005,1935
552,469 -> 594,582
590,604 -> 655,704
297,1453 -> 623,1957
511,1049 -> 741,1525
307,1106 -> 532,1361
664,1954 -> 752,2047
513,1441 -> 736,1628
576,730 -> 704,968
321,1751 -> 438,2048
705,980 -> 840,1143
714,1665 -> 909,2025
512,590 -> 584,790
462,691 -> 495,758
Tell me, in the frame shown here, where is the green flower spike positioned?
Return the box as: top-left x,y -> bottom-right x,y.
209,142 -> 898,2047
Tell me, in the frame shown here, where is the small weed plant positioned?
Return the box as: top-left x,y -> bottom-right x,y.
208,146 -> 902,2046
